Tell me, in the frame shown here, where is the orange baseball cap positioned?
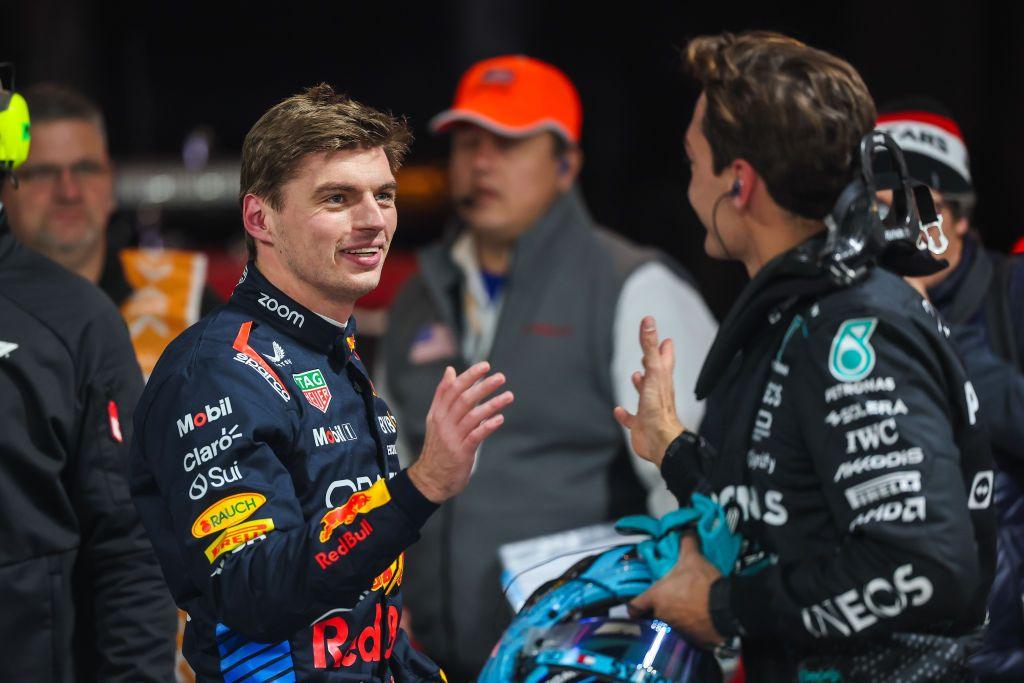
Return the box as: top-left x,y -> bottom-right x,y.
429,55 -> 582,144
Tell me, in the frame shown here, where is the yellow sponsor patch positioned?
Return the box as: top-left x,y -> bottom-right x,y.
370,553 -> 405,595
191,492 -> 266,538
204,518 -> 275,563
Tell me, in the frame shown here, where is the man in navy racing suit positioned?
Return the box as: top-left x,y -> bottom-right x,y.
875,100 -> 1024,680
130,85 -> 513,682
615,33 -> 995,681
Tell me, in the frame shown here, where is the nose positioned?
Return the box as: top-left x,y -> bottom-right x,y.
469,135 -> 500,174
55,167 -> 83,201
351,192 -> 388,233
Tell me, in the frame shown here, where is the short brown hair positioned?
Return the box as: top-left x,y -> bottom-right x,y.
240,84 -> 413,258
23,83 -> 107,141
684,31 -> 876,219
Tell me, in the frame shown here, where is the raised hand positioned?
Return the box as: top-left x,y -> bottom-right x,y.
407,362 -> 514,503
613,316 -> 685,467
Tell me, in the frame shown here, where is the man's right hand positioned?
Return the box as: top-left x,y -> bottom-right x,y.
613,316 -> 685,467
407,362 -> 513,503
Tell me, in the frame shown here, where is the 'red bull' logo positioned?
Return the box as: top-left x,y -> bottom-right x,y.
318,479 -> 391,543
313,603 -> 399,669
316,519 -> 373,570
370,554 -> 404,595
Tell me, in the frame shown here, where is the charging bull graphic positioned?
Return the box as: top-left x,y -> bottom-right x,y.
318,479 -> 392,543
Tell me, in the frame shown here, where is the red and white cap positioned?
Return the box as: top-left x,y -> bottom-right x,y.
876,99 -> 972,195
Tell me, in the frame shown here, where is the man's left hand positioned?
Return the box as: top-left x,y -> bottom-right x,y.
629,535 -> 725,648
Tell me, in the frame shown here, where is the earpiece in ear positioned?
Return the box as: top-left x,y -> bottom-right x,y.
731,180 -> 742,196
559,157 -> 570,175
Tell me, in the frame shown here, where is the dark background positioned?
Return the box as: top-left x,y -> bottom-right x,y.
4,0 -> 1022,318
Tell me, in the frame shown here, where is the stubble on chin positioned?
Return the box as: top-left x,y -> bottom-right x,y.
32,221 -> 103,267
292,249 -> 382,303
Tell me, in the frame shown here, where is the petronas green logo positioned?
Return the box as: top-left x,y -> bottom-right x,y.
828,318 -> 878,382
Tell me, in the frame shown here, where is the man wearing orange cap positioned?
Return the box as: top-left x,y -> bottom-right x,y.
381,55 -> 716,679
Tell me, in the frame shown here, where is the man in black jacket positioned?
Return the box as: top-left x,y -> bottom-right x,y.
615,32 -> 995,681
877,99 -> 1024,681
0,200 -> 177,676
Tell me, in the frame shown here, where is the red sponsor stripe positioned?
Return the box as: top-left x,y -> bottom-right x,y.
232,321 -> 287,388
107,400 -> 123,443
877,110 -> 964,140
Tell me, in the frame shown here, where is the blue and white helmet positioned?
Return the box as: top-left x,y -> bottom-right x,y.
477,545 -> 720,682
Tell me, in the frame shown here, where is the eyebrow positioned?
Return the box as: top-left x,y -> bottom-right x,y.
314,181 -> 398,195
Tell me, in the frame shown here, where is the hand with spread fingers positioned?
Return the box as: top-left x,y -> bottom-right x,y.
408,362 -> 514,503
613,316 -> 686,467
629,535 -> 725,648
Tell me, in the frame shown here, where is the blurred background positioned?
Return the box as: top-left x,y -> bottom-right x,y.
3,0 -> 1022,321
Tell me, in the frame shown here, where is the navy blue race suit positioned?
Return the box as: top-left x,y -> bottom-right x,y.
130,263 -> 445,683
672,237 -> 996,681
928,236 -> 1024,681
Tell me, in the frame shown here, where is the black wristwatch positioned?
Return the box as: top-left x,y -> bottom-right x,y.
659,430 -> 707,498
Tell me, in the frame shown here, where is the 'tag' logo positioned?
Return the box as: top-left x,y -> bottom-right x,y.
293,369 -> 332,413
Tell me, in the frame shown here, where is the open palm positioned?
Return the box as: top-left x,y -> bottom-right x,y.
613,316 -> 685,466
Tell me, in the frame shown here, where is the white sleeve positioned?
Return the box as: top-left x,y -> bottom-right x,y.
612,262 -> 718,515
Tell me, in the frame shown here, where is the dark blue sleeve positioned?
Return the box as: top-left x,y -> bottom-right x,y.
76,304 -> 177,682
132,358 -> 435,643
1007,256 -> 1024,365
950,323 -> 1024,460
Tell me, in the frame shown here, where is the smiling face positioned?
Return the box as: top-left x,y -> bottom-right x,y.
259,145 -> 397,306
